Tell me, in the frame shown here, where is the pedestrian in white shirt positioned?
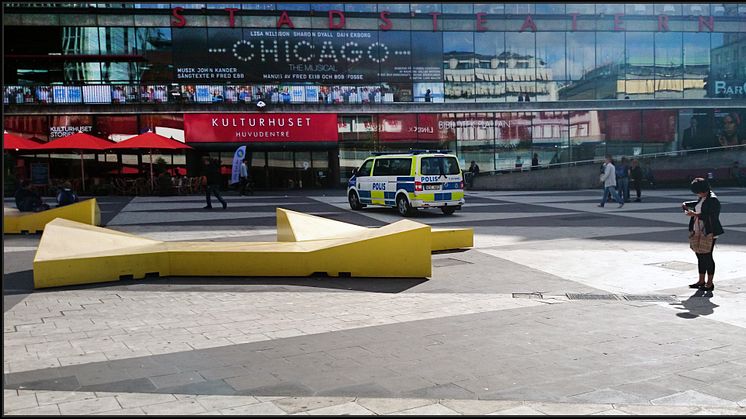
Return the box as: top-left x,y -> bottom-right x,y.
598,154 -> 624,208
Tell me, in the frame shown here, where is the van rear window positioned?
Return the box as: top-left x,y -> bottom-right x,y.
421,157 -> 461,175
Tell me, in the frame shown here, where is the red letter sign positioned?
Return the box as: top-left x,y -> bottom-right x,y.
225,8 -> 239,28
520,15 -> 537,32
698,15 -> 714,32
476,12 -> 488,31
570,13 -> 579,31
614,14 -> 625,31
277,11 -> 295,29
658,14 -> 669,31
328,10 -> 345,29
430,12 -> 441,31
171,7 -> 186,28
379,10 -> 392,30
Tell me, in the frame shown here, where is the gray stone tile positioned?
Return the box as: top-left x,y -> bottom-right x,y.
197,364 -> 252,381
356,397 -> 435,415
273,397 -> 355,414
157,379 -> 237,395
441,399 -> 524,415
486,404 -> 545,415
141,399 -> 207,415
4,369 -> 62,386
530,401 -> 612,415
2,393 -> 39,412
77,377 -> 157,393
9,375 -> 80,392
57,396 -> 122,415
224,372 -> 283,392
114,392 -> 177,409
395,403 -> 461,415
568,388 -> 650,404
237,382 -> 315,397
219,401 -> 287,415
614,404 -> 700,415
402,382 -> 476,400
149,371 -> 205,389
193,394 -> 260,411
73,365 -> 131,386
314,383 -> 394,398
305,401 -> 375,415
651,389 -> 738,407
2,404 -> 61,415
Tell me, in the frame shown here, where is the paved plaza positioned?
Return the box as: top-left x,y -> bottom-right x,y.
3,188 -> 746,415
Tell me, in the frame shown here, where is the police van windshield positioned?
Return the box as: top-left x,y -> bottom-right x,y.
421,157 -> 460,176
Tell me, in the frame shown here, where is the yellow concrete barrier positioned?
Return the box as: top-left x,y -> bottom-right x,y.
33,217 -> 432,289
276,208 -> 473,252
4,198 -> 101,234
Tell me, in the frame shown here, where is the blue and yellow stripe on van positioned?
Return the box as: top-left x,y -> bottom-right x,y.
412,191 -> 465,202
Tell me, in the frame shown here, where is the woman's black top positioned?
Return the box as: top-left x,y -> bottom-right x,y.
685,191 -> 725,236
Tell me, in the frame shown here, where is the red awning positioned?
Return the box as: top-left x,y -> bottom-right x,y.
33,132 -> 116,151
3,132 -> 43,151
109,132 -> 193,151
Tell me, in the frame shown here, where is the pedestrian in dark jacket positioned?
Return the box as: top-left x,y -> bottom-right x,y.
203,157 -> 227,209
629,159 -> 644,202
56,181 -> 79,207
683,178 -> 724,291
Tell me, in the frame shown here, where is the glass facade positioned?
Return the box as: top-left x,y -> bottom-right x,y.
3,3 -> 745,188
3,3 -> 745,102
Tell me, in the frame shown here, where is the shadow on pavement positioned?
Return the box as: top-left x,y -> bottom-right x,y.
673,288 -> 719,319
2,270 -> 35,295
21,275 -> 429,295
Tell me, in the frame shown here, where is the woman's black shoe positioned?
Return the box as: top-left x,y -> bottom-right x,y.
689,282 -> 705,289
703,284 -> 714,291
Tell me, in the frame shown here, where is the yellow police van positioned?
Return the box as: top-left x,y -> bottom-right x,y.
347,151 -> 466,216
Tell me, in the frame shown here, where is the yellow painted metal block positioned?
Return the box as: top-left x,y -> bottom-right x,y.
276,208 -> 472,252
431,228 -> 474,252
33,217 -> 432,289
4,198 -> 100,234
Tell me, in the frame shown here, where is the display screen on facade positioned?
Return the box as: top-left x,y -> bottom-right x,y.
184,113 -> 339,143
173,28 -> 445,83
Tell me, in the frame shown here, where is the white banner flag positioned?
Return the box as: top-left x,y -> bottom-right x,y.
230,145 -> 246,185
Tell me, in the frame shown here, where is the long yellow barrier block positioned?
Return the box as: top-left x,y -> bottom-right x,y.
276,208 -> 473,251
33,217 -> 432,289
4,198 -> 100,234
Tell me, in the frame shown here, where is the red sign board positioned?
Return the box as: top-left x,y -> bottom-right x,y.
184,113 -> 338,143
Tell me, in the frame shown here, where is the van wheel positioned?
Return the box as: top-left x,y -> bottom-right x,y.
441,207 -> 457,215
348,190 -> 364,210
396,195 -> 412,217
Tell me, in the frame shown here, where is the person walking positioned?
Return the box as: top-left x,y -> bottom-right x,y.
616,156 -> 631,202
531,153 -> 539,170
629,159 -> 644,202
203,157 -> 227,209
239,158 -> 251,196
683,178 -> 723,291
598,154 -> 624,208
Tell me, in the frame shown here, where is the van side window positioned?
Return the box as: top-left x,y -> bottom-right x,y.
357,159 -> 374,177
373,158 -> 411,176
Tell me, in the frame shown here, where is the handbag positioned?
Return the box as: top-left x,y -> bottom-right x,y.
689,217 -> 714,253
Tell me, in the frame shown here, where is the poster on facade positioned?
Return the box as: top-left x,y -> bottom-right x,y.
172,28 -> 444,85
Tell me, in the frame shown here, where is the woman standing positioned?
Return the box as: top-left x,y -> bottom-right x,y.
683,178 -> 724,291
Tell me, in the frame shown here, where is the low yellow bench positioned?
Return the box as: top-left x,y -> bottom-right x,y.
4,198 -> 101,234
276,208 -> 473,252
33,216 -> 432,289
